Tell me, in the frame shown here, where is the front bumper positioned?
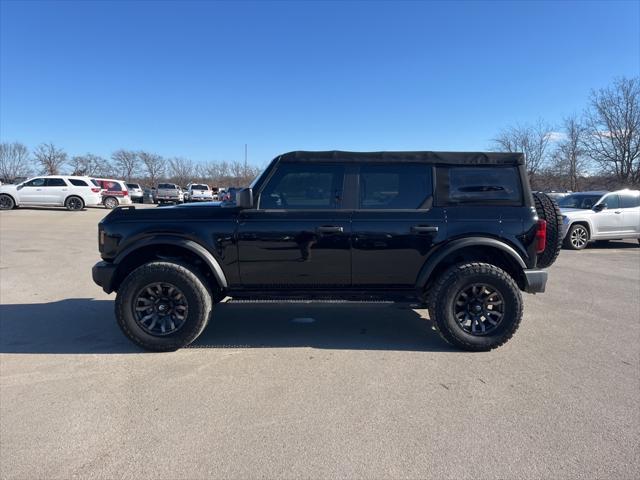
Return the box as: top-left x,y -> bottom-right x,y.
92,261 -> 117,293
523,269 -> 548,293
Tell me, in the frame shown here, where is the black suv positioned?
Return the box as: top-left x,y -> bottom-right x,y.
93,151 -> 562,352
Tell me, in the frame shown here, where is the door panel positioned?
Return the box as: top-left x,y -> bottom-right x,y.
593,194 -> 623,235
351,209 -> 445,286
237,210 -> 351,286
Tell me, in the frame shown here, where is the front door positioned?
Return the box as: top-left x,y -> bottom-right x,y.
18,178 -> 47,204
593,194 -> 624,235
351,163 -> 445,286
237,162 -> 351,287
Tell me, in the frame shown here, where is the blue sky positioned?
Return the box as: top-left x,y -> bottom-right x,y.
1,0 -> 639,167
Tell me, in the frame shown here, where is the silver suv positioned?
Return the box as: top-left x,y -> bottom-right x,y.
559,189 -> 640,249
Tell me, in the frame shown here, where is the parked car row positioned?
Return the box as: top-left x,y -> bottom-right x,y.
558,189 -> 640,249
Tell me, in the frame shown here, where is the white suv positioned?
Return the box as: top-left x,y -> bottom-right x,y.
559,189 -> 640,249
0,176 -> 102,211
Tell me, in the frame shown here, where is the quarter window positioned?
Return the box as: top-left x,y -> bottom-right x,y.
259,163 -> 344,209
445,166 -> 522,205
359,164 -> 433,209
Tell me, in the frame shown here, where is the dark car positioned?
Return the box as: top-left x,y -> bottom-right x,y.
93,150 -> 562,352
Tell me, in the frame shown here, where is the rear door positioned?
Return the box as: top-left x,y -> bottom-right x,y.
351,163 -> 445,287
620,192 -> 640,235
43,177 -> 68,205
237,162 -> 351,287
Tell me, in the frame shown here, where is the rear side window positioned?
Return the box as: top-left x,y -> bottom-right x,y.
259,163 -> 344,209
359,164 -> 433,209
620,193 -> 640,208
45,178 -> 67,187
101,181 -> 123,191
442,166 -> 522,205
69,179 -> 88,187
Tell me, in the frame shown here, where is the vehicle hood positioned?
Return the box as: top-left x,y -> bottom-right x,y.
561,208 -> 595,217
0,184 -> 18,193
101,203 -> 235,223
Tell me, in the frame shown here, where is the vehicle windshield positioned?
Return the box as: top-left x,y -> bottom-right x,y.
157,183 -> 176,189
558,194 -> 603,209
191,184 -> 209,190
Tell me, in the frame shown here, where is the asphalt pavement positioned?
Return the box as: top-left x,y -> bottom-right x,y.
1,206 -> 639,479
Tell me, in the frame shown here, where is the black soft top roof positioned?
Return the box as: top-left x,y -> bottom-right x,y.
278,150 -> 524,166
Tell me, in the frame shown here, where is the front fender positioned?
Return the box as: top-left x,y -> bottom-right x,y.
415,237 -> 527,289
114,235 -> 228,289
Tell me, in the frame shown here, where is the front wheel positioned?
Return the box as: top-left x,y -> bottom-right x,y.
428,262 -> 523,351
564,224 -> 589,250
115,261 -> 213,351
0,194 -> 15,210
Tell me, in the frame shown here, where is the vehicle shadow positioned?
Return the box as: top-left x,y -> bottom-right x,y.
585,240 -> 640,249
0,299 -> 452,354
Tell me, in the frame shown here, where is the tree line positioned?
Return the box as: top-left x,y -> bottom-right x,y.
1,76 -> 638,191
0,144 -> 262,188
491,76 -> 639,191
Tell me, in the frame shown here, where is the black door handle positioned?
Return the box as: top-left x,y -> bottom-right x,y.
316,225 -> 344,234
411,225 -> 439,233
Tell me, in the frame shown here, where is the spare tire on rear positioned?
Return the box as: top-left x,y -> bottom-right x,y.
532,192 -> 563,268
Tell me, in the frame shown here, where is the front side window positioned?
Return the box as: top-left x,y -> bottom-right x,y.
558,194 -> 603,209
259,163 -> 344,209
45,178 -> 67,187
69,179 -> 88,187
23,178 -> 45,187
445,166 -> 522,205
359,164 -> 432,209
599,194 -> 619,209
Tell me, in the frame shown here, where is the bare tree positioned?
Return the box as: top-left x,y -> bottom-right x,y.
111,149 -> 138,182
550,116 -> 590,191
491,119 -> 554,182
139,151 -> 166,186
582,77 -> 640,185
0,142 -> 32,181
33,142 -> 67,175
69,153 -> 112,177
167,157 -> 195,186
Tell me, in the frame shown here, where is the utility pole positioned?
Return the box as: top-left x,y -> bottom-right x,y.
244,144 -> 248,175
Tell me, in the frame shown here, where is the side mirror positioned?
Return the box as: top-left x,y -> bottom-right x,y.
236,188 -> 254,209
16,184 -> 23,190
593,203 -> 605,212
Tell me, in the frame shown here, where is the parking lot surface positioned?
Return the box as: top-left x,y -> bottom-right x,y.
1,207 -> 639,479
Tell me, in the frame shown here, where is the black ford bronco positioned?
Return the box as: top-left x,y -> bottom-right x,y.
93,151 -> 562,352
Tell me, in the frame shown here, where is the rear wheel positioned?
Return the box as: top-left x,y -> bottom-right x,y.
103,196 -> 119,209
533,192 -> 563,267
115,261 -> 213,351
65,196 -> 84,211
564,223 -> 589,250
428,262 -> 523,351
0,194 -> 15,210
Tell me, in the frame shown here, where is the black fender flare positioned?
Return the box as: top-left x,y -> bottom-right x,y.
114,235 -> 228,289
415,237 -> 527,288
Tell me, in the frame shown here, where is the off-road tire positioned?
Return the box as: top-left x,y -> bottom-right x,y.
115,261 -> 213,351
428,262 -> 523,352
103,196 -> 119,209
563,223 -> 589,250
64,196 -> 84,211
0,194 -> 15,210
532,192 -> 562,268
